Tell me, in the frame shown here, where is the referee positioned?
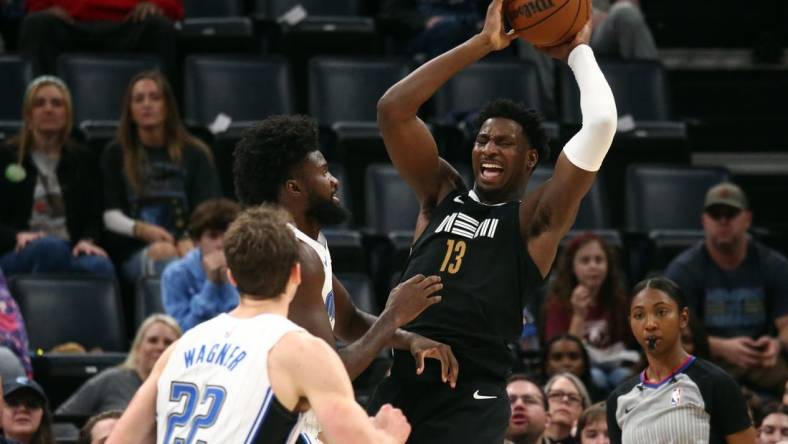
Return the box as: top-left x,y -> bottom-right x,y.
607,277 -> 756,444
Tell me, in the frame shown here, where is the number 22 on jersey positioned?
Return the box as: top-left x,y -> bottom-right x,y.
440,239 -> 467,274
163,382 -> 226,444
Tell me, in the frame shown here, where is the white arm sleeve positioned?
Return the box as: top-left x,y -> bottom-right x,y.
103,209 -> 136,237
562,44 -> 618,172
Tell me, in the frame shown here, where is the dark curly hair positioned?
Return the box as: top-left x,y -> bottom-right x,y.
473,99 -> 550,164
233,115 -> 320,206
543,232 -> 629,345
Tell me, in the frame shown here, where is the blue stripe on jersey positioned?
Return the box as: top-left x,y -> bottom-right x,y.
300,433 -> 312,444
244,387 -> 274,444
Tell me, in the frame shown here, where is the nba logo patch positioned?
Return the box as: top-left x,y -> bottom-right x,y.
670,387 -> 682,406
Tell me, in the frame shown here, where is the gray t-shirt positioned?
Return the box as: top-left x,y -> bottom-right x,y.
665,240 -> 788,338
29,150 -> 68,240
55,366 -> 142,416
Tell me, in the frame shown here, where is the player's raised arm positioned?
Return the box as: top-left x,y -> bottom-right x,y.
269,332 -> 411,444
377,0 -> 517,205
522,22 -> 617,276
107,342 -> 177,444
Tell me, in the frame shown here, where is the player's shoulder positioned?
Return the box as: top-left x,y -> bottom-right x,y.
608,372 -> 642,401
685,357 -> 739,386
270,331 -> 333,366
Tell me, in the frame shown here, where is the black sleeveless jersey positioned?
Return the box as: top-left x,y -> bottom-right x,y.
393,188 -> 544,380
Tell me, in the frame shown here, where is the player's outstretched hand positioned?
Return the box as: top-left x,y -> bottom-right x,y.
536,13 -> 592,62
479,0 -> 518,51
410,335 -> 460,388
384,274 -> 443,327
371,404 -> 411,444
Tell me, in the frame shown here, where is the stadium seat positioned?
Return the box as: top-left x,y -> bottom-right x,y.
57,54 -> 161,126
135,277 -> 165,330
560,59 -> 672,123
9,274 -> 127,352
183,55 -> 294,126
0,55 -> 32,122
365,164 -> 420,234
323,229 -> 367,274
184,0 -> 244,17
34,352 -> 127,414
434,59 -> 542,120
526,167 -> 611,230
625,164 -> 730,232
309,56 -> 409,126
180,0 -> 255,53
309,57 -> 411,220
648,229 -> 705,272
337,272 -> 378,315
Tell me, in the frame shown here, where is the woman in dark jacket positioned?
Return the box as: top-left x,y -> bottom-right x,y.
0,76 -> 112,275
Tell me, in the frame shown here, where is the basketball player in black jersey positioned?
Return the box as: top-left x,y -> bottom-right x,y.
365,0 -> 618,442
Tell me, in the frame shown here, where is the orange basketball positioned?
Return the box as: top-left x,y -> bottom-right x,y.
505,0 -> 590,47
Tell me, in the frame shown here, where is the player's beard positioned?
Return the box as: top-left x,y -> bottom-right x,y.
306,193 -> 350,227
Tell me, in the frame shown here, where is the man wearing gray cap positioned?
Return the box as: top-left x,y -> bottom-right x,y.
665,182 -> 788,394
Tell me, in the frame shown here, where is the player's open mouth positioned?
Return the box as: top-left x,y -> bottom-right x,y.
480,162 -> 504,181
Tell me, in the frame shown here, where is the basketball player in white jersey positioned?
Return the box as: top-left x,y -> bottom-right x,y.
107,205 -> 412,444
232,116 -> 459,440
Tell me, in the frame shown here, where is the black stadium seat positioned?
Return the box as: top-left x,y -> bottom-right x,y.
323,229 -> 367,274
625,164 -> 730,232
309,57 -> 411,220
9,274 -> 127,352
337,272 -> 378,315
434,59 -> 542,120
183,55 -> 294,126
135,277 -> 165,330
0,55 -> 32,122
57,54 -> 161,126
526,167 -> 611,230
184,0 -> 244,18
365,164 -> 420,235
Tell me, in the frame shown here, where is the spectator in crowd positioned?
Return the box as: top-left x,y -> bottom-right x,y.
543,372 -> 591,444
18,0 -> 181,77
101,71 -> 220,283
55,314 -> 180,416
756,402 -> 788,444
543,334 -> 605,402
505,374 -> 548,444
681,310 -> 711,360
0,268 -> 30,380
576,402 -> 609,444
517,0 -> 657,118
1,377 -> 54,444
380,0 -> 486,60
542,232 -> 634,391
589,0 -> 657,60
665,182 -> 788,394
78,410 -> 122,444
161,198 -> 240,331
0,76 -> 113,277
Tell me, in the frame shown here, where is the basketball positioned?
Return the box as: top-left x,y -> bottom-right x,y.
504,0 -> 590,47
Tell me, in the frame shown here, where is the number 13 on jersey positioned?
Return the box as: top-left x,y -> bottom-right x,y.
440,239 -> 467,274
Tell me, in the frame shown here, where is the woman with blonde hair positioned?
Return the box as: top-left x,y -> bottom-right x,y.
56,314 -> 181,416
0,76 -> 113,275
101,70 -> 220,282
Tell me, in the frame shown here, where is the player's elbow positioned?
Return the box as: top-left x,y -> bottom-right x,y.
585,111 -> 617,145
377,88 -> 412,126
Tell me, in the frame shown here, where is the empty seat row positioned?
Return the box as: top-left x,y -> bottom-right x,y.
0,54 -> 678,131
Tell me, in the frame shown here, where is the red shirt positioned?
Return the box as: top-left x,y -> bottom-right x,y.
27,0 -> 184,22
543,299 -> 617,347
